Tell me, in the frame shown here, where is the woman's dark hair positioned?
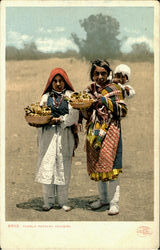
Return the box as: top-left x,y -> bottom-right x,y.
90,59 -> 112,81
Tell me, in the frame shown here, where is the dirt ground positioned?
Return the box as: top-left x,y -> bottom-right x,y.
5,57 -> 154,221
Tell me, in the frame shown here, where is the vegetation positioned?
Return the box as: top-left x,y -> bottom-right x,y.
6,43 -> 50,61
6,14 -> 153,62
6,43 -> 80,61
122,42 -> 154,62
71,14 -> 121,60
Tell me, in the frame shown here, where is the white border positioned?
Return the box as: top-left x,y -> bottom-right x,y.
0,1 -> 159,249
1,0 -> 158,7
0,0 -> 6,240
154,1 -> 160,244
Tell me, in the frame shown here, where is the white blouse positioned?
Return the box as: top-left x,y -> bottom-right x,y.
35,90 -> 79,185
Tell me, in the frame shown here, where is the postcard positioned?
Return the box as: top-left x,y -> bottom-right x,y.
0,0 -> 159,249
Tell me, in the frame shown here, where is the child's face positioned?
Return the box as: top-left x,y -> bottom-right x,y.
115,73 -> 128,85
93,66 -> 108,86
52,74 -> 65,92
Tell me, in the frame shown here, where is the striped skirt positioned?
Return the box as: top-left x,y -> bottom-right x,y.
86,123 -> 122,181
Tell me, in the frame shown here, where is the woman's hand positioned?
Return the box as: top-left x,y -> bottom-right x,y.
95,94 -> 103,108
48,117 -> 61,125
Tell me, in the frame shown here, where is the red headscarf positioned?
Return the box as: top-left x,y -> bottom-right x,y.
42,68 -> 75,95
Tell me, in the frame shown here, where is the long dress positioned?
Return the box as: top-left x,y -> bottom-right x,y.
35,90 -> 79,186
84,82 -> 127,181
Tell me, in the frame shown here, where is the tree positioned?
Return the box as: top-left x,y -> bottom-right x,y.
21,42 -> 38,59
6,46 -> 20,60
127,42 -> 154,61
71,14 -> 121,60
23,42 -> 37,50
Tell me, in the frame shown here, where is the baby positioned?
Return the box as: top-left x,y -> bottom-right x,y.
113,64 -> 135,98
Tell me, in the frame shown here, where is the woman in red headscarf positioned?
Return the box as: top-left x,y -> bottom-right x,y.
35,68 -> 79,212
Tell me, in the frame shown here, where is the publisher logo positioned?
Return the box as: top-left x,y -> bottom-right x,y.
137,226 -> 152,237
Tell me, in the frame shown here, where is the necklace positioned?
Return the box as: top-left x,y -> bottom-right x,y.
52,95 -> 63,108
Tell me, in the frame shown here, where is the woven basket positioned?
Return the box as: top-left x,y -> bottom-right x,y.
69,99 -> 94,109
25,115 -> 52,126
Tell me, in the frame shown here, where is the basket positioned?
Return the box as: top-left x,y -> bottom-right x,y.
69,99 -> 94,109
25,115 -> 53,126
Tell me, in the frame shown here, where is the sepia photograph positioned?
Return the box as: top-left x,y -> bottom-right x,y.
0,0 -> 159,249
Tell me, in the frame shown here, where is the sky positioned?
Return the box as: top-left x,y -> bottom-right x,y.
6,6 -> 154,53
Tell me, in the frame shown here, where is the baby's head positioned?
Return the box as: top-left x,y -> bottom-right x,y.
114,64 -> 131,85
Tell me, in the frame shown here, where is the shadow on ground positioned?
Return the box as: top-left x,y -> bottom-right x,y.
16,195 -> 109,212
